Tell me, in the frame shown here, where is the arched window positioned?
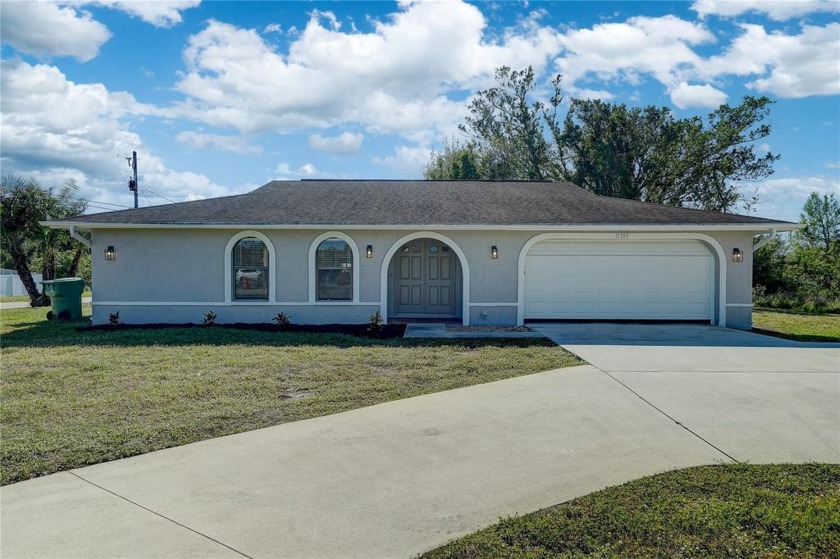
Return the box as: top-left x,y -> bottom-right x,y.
316,238 -> 352,301
232,237 -> 269,300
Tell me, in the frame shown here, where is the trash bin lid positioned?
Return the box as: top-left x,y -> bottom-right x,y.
41,277 -> 85,285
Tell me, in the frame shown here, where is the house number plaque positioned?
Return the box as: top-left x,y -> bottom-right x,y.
614,233 -> 631,240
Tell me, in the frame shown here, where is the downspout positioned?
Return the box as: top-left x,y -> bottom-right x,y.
69,226 -> 91,249
752,227 -> 778,252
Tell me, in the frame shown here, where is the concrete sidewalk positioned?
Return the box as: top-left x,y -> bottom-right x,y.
2,324 -> 838,558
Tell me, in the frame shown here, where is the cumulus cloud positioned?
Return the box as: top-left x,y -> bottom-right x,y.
275,162 -> 319,179
670,82 -> 728,109
550,14 -> 743,107
752,175 -> 840,221
308,132 -> 364,155
173,1 -> 562,141
176,131 -> 262,154
692,0 -> 840,21
700,23 -> 840,98
0,2 -> 111,61
372,146 -> 432,176
554,15 -> 714,96
82,0 -> 201,27
0,60 -> 225,209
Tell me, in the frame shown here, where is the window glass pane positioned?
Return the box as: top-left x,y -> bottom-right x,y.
233,238 -> 268,300
317,238 -> 352,300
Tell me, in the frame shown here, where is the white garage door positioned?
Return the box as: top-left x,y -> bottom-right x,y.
524,240 -> 713,321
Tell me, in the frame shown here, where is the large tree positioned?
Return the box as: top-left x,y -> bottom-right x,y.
427,66 -> 779,212
0,176 -> 87,306
457,66 -> 564,181
786,192 -> 840,299
797,192 -> 840,255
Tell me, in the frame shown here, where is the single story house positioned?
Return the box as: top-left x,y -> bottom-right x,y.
49,180 -> 796,329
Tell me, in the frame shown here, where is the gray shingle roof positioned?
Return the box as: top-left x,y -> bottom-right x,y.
56,180 -> 790,227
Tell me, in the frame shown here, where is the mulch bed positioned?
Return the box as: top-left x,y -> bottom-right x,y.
83,322 -> 406,339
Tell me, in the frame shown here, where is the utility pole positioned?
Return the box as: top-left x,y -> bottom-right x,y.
127,151 -> 138,208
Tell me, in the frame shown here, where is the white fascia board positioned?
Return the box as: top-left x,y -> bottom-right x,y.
47,221 -> 800,233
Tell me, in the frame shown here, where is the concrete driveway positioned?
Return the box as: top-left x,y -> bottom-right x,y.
2,325 -> 838,558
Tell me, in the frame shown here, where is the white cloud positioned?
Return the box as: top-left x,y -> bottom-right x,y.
65,0 -> 201,27
692,0 -> 840,21
173,1 -> 562,141
569,88 -> 615,101
752,175 -> 840,222
263,23 -> 282,34
0,60 -> 225,210
372,146 -> 431,176
670,82 -> 728,109
299,163 -> 318,176
176,131 -> 262,154
308,132 -> 364,155
700,23 -> 840,98
555,15 -> 714,96
274,162 -> 319,179
0,2 -> 111,61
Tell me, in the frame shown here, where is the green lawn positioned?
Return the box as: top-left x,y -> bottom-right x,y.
422,463 -> 840,559
0,306 -> 581,485
753,309 -> 840,342
0,295 -> 31,303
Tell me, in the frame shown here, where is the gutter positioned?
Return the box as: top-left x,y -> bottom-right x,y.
44,222 -> 802,233
752,227 -> 779,252
69,226 -> 91,249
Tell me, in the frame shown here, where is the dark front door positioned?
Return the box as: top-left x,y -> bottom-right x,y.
395,241 -> 456,316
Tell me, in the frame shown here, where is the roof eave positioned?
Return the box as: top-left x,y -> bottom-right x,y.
45,221 -> 801,232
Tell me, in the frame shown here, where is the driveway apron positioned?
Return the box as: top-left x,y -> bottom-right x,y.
532,323 -> 840,464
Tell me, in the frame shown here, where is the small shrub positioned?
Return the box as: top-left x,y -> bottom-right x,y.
108,311 -> 121,326
273,312 -> 291,327
201,310 -> 217,326
368,310 -> 384,334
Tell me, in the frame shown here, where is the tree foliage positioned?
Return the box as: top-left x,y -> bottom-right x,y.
753,192 -> 840,311
423,138 -> 482,180
797,192 -> 840,254
426,66 -> 779,212
457,66 -> 563,180
0,176 -> 87,306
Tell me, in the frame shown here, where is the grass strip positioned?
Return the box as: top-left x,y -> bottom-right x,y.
422,463 -> 840,559
752,309 -> 840,342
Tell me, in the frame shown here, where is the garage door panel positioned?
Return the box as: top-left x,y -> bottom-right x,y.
525,242 -> 713,321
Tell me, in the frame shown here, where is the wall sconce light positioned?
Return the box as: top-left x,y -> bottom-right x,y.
105,246 -> 116,261
366,245 -> 373,259
491,245 -> 498,260
731,248 -> 743,263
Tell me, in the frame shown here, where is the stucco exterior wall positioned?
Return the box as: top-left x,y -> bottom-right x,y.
90,227 -> 758,329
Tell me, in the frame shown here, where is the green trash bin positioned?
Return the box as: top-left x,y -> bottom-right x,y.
41,277 -> 86,321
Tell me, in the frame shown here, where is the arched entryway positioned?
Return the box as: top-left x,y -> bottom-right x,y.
380,233 -> 468,323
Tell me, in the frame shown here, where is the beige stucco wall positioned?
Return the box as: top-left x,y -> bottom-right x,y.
90,227 -> 758,329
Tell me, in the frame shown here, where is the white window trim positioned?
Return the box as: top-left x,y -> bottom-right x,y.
308,232 -> 360,303
225,231 -> 276,303
379,231 -> 471,325
515,232 -> 727,327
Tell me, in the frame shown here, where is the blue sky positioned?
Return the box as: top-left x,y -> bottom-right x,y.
1,0 -> 838,221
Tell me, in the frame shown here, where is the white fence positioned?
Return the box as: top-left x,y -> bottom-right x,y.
0,269 -> 42,297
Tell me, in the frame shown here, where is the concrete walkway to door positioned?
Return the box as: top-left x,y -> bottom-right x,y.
2,325 -> 838,558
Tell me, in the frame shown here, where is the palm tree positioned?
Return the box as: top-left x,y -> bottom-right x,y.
1,176 -> 86,306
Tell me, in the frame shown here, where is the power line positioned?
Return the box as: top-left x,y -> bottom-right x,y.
77,198 -> 130,209
139,189 -> 176,204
